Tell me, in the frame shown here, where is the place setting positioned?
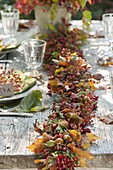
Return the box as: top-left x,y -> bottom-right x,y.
0,5 -> 46,117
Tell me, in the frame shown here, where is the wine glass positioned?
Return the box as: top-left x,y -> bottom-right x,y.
22,39 -> 46,78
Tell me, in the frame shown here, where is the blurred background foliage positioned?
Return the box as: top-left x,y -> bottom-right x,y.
0,0 -> 113,20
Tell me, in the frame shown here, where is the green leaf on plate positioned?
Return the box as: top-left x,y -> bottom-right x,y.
19,90 -> 42,112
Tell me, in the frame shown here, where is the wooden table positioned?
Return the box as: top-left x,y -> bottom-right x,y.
0,20 -> 113,169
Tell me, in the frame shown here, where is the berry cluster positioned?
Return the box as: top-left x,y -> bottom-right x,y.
28,38 -> 99,169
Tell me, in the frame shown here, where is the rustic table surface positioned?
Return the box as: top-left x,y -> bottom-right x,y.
0,20 -> 113,169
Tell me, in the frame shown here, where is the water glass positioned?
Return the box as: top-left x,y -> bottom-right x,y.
102,13 -> 113,40
22,39 -> 46,77
109,71 -> 113,99
1,9 -> 19,36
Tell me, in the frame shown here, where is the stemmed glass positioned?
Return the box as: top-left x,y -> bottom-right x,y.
22,39 -> 46,78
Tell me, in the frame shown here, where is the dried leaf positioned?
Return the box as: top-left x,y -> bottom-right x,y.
61,108 -> 71,113
81,136 -> 91,149
27,143 -> 36,152
86,133 -> 99,142
93,73 -> 104,81
27,137 -> 44,153
98,114 -> 113,124
42,132 -> 54,142
58,120 -> 69,128
55,67 -> 64,75
34,159 -> 46,164
87,81 -> 96,90
67,143 -> 93,160
49,78 -> 59,86
58,60 -> 68,67
79,158 -> 88,167
68,130 -> 81,142
50,163 -> 57,170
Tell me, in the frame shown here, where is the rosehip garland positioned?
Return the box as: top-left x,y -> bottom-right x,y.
28,29 -> 99,170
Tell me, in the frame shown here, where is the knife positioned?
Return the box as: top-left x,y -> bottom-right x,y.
0,111 -> 33,117
0,60 -> 13,63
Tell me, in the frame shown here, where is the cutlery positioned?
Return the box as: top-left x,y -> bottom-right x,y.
0,111 -> 33,117
0,60 -> 13,63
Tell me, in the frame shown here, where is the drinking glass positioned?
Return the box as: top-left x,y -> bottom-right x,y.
1,9 -> 19,37
22,39 -> 46,77
102,13 -> 113,53
109,71 -> 113,100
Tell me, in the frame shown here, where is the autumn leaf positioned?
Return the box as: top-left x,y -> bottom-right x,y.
61,108 -> 71,113
79,158 -> 88,167
68,130 -> 81,142
34,159 -> 46,164
42,132 -> 54,142
55,138 -> 64,144
58,120 -> 69,128
45,140 -> 55,148
27,137 -> 44,154
87,81 -> 96,90
55,67 -> 64,75
50,163 -> 57,170
67,143 -> 93,160
58,60 -> 68,67
49,78 -> 59,86
81,136 -> 91,149
27,143 -> 36,152
86,133 -> 99,142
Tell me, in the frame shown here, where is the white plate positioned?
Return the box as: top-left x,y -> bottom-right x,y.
0,46 -> 19,55
0,84 -> 37,103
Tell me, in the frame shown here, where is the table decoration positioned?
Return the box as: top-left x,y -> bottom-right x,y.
15,0 -> 102,34
27,45 -> 99,169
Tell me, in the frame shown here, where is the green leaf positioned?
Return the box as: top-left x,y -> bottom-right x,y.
83,10 -> 92,21
48,24 -> 56,32
30,105 -> 49,112
46,140 -> 55,148
52,52 -> 59,59
52,0 -> 58,3
19,90 -> 42,112
78,0 -> 87,8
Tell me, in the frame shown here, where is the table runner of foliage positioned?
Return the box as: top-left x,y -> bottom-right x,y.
28,27 -> 99,170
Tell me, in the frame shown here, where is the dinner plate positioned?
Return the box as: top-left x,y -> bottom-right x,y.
0,84 -> 37,103
0,36 -> 20,55
0,45 -> 19,55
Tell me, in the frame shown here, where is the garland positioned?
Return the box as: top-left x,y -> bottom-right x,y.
28,27 -> 99,170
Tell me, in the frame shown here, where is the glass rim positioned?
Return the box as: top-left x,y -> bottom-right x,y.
102,13 -> 113,18
22,39 -> 47,47
1,9 -> 19,14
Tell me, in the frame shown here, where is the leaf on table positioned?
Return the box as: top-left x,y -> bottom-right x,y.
92,73 -> 104,81
97,56 -> 113,66
86,133 -> 99,142
98,114 -> 113,124
18,20 -> 35,31
29,105 -> 49,112
18,90 -> 42,112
